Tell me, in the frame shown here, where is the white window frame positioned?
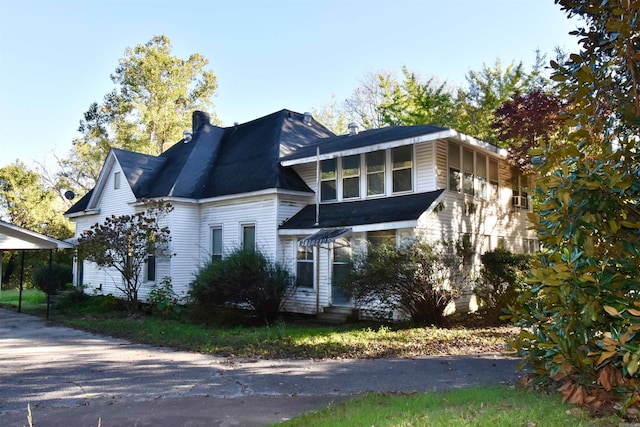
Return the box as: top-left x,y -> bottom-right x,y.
211,226 -> 223,262
295,239 -> 314,289
341,154 -> 361,200
448,142 -> 500,202
512,170 -> 530,210
241,223 -> 256,251
366,150 -> 386,197
114,171 -> 121,189
320,158 -> 337,201
145,253 -> 156,282
391,145 -> 413,194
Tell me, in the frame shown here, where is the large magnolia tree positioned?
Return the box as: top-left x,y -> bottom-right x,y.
509,0 -> 640,415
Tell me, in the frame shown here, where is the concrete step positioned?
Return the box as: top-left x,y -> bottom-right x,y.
316,306 -> 357,324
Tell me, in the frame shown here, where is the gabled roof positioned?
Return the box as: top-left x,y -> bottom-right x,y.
65,110 -> 336,215
279,190 -> 445,230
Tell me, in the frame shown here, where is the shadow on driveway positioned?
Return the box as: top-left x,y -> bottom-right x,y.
0,308 -> 522,426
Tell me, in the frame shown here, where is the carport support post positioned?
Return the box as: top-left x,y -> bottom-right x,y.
46,249 -> 52,319
18,250 -> 25,313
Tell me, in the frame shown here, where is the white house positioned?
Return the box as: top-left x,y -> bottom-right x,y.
65,110 -> 536,317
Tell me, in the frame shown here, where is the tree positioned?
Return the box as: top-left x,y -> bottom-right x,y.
311,94 -> 350,135
78,200 -> 172,312
457,59 -> 530,145
344,71 -> 398,130
0,161 -> 73,286
56,35 -> 219,196
493,87 -> 568,170
377,67 -> 462,128
108,35 -> 219,154
508,0 -> 640,414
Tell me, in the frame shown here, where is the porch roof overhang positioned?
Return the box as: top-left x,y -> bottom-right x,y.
0,221 -> 74,250
279,189 -> 445,232
298,228 -> 352,246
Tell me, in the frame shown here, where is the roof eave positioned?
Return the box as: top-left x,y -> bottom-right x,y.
280,128 -> 507,166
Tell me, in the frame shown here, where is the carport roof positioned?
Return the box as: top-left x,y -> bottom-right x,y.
0,220 -> 74,250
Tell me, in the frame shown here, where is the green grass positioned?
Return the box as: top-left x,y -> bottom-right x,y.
57,314 -> 515,359
0,288 -> 47,313
271,386 -> 621,427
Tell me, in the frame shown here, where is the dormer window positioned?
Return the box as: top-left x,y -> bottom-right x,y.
342,155 -> 360,199
320,159 -> 337,201
366,151 -> 385,196
114,172 -> 121,189
392,146 -> 412,193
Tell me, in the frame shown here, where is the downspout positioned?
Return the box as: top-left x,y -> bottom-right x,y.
314,145 -> 321,313
46,249 -> 52,319
18,250 -> 25,313
315,244 -> 320,314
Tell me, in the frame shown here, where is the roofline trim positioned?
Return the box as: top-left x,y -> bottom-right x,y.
278,220 -> 419,235
86,150 -> 119,211
198,188 -> 314,204
63,209 -> 100,219
0,220 -> 75,249
280,128 -> 508,166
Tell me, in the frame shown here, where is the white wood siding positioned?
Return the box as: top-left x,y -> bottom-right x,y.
200,195 -> 279,259
282,238 -> 332,315
435,139 -> 448,190
415,141 -> 437,192
293,163 -> 318,194
163,202 -> 200,299
75,161 -> 137,297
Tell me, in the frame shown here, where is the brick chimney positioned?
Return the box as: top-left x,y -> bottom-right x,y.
192,111 -> 211,132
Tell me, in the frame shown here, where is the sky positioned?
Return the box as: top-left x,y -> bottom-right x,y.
0,0 -> 582,171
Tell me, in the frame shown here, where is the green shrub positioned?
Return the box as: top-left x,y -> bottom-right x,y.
344,241 -> 468,326
54,292 -> 125,313
189,248 -> 294,324
31,264 -> 72,294
474,249 -> 533,322
148,277 -> 182,318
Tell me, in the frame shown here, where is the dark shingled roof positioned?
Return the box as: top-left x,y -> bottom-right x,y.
280,124 -> 448,161
279,190 -> 445,230
65,110 -> 335,215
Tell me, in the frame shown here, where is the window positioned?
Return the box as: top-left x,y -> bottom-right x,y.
366,151 -> 385,196
211,227 -> 223,262
242,224 -> 256,251
146,254 -> 156,282
489,159 -> 499,200
461,234 -> 473,268
475,153 -> 487,199
497,236 -> 506,250
342,155 -> 360,199
368,230 -> 396,248
448,142 -> 461,192
392,146 -> 412,193
76,257 -> 84,287
296,244 -> 314,288
463,149 -> 474,196
483,235 -> 492,253
332,240 -> 352,305
512,170 -> 529,209
524,238 -> 539,254
114,171 -> 121,189
321,159 -> 337,201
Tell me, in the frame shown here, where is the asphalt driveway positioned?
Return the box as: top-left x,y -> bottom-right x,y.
0,308 -> 522,426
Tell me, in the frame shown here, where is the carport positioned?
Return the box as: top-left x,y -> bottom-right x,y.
0,220 -> 73,317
